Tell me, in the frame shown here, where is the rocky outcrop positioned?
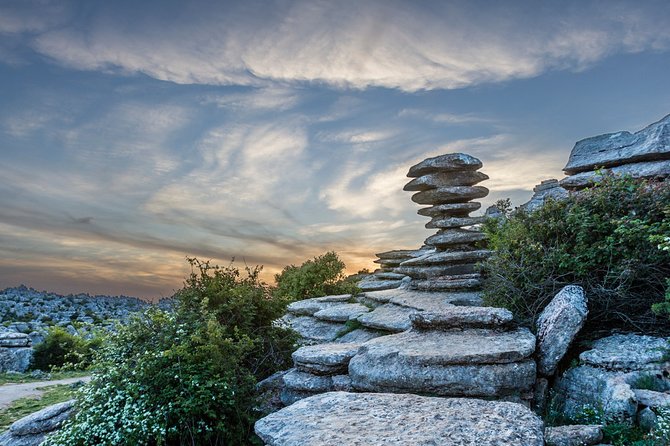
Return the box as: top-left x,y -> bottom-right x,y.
535,286 -> 588,376
255,392 -> 545,446
561,114 -> 670,189
0,400 -> 74,446
0,332 -> 33,373
519,179 -> 569,213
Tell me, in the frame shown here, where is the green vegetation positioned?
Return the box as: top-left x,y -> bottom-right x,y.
274,251 -> 359,301
481,176 -> 670,337
0,384 -> 76,431
30,326 -> 103,371
45,258 -> 296,446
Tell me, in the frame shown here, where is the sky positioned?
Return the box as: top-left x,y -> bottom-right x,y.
1,0 -> 669,300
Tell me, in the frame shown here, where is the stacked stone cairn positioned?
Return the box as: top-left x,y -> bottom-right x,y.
397,153 -> 491,291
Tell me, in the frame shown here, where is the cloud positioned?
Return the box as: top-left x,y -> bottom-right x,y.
3,0 -> 665,92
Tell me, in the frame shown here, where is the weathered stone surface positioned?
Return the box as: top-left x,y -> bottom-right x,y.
292,343 -> 361,375
408,153 -> 483,177
403,170 -> 490,191
394,263 -> 478,279
375,248 -> 434,260
287,298 -> 346,316
335,328 -> 383,344
313,303 -> 370,322
0,332 -> 31,348
418,202 -> 482,217
520,179 -> 569,213
400,249 -> 491,266
564,114 -> 670,174
533,377 -> 550,415
388,290 -> 483,311
638,407 -> 658,431
633,389 -> 670,408
0,400 -> 75,446
425,216 -> 486,229
279,388 -> 317,406
411,186 -> 489,205
331,375 -> 352,391
358,278 -> 405,291
553,366 -> 638,421
411,275 -> 482,291
425,229 -> 487,247
544,425 -> 603,446
0,347 -> 33,373
580,334 -> 670,371
560,159 -> 670,189
255,392 -> 544,446
283,369 -> 335,393
410,307 -> 513,330
356,304 -> 417,332
536,285 -> 588,376
370,272 -> 406,280
283,315 -> 345,343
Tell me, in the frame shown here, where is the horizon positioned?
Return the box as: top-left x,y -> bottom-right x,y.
1,0 -> 669,299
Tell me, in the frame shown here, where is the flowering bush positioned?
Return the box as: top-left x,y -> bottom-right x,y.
45,259 -> 296,445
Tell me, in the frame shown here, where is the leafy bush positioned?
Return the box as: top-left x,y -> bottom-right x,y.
30,326 -> 102,371
274,251 -> 359,301
481,176 -> 670,337
45,258 -> 296,446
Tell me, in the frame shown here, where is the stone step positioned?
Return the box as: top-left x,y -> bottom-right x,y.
404,171 -> 489,191
394,263 -> 477,279
356,304 -> 417,332
349,328 -> 537,397
387,290 -> 482,311
357,278 -> 404,291
255,392 -> 544,446
411,186 -> 489,205
410,307 -> 513,330
282,315 -> 346,343
292,342 -> 361,375
282,369 -> 352,394
313,303 -> 370,322
411,275 -> 482,291
371,272 -> 406,280
417,202 -> 481,217
286,295 -> 352,316
400,249 -> 491,266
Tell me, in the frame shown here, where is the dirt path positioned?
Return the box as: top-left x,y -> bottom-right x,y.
0,376 -> 90,410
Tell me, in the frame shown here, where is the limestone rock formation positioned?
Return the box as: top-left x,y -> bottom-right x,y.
0,400 -> 74,446
579,334 -> 670,371
519,179 -> 569,213
535,285 -> 588,376
255,392 -> 544,446
544,425 -> 603,446
0,332 -> 33,373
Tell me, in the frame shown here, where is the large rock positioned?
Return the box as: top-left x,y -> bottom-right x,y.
335,328 -> 382,344
0,332 -> 31,348
313,303 -> 370,322
255,392 -> 544,446
564,114 -> 670,174
411,186 -> 489,205
579,334 -> 670,371
0,400 -> 74,446
355,304 -> 418,332
417,202 -> 481,217
400,249 -> 491,266
408,153 -> 483,177
425,216 -> 486,229
394,263 -> 478,279
292,343 -> 361,375
0,347 -> 33,373
349,328 -> 537,397
560,159 -> 670,189
387,290 -> 482,311
424,229 -> 487,247
633,389 -> 670,408
403,171 -> 490,190
282,315 -> 345,343
282,369 -> 337,393
410,307 -> 513,330
519,179 -> 569,213
535,285 -> 588,376
544,425 -> 603,446
411,275 -> 482,291
286,295 -> 352,316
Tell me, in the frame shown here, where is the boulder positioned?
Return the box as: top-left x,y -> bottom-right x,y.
560,159 -> 670,189
535,285 -> 588,376
409,307 -> 513,330
519,179 -> 569,213
0,347 -> 33,373
403,170 -> 490,190
411,275 -> 482,291
355,304 -> 418,332
286,295 -> 352,316
411,186 -> 489,205
580,334 -> 670,371
400,249 -> 491,266
564,114 -> 670,174
632,389 -> 670,408
394,263 -> 478,279
388,290 -> 483,311
255,392 -> 544,446
282,369 -> 335,393
424,229 -> 487,247
282,315 -> 345,343
417,202 -> 481,217
313,303 -> 370,322
408,153 -> 483,177
0,332 -> 31,348
544,425 -> 603,446
292,343 -> 361,375
0,400 -> 74,446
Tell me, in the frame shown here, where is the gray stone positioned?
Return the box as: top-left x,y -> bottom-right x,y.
400,249 -> 492,266
560,159 -> 670,189
292,343 -> 361,375
580,334 -> 670,371
279,388 -> 317,406
544,425 -> 603,446
425,229 -> 487,247
370,272 -> 406,280
283,315 -> 345,343
633,389 -> 670,408
375,249 -> 432,260
411,186 -> 489,205
0,347 -> 33,373
564,114 -> 670,174
1,400 -> 75,446
335,328 -> 383,344
411,275 -> 483,291
410,307 -> 514,330
0,332 -> 31,348
388,290 -> 483,311
394,263 -> 478,279
520,180 -> 569,213
408,153 -> 483,177
425,216 -> 486,229
349,329 -> 537,397
313,303 -> 370,322
355,304 -> 417,332
255,392 -> 544,446
417,202 -> 482,217
331,375 -> 352,391
638,407 -> 658,431
403,171 -> 490,191
533,377 -> 550,415
287,299 -> 344,316
357,278 -> 404,291
536,285 -> 588,376
283,369 -> 334,393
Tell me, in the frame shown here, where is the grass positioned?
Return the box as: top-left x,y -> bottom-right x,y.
0,384 -> 77,432
0,370 -> 89,386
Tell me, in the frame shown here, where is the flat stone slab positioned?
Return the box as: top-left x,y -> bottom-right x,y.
401,249 -> 492,266
356,304 -> 418,332
418,202 -> 481,217
580,334 -> 670,371
633,389 -> 670,408
411,186 -> 489,205
358,279 -> 404,291
287,295 -> 352,316
0,332 -> 31,348
255,392 -> 544,446
404,171 -> 489,191
283,369 -> 336,393
410,307 -> 514,330
426,216 -> 486,229
335,328 -> 384,344
411,275 -> 482,291
388,290 -> 482,311
284,315 -> 346,343
293,342 -> 361,375
425,229 -> 487,247
560,159 -> 670,189
545,425 -> 603,446
395,263 -> 477,279
349,329 -> 536,397
313,303 -> 370,322
408,153 -> 483,177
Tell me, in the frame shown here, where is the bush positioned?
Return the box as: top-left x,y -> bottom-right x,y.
45,259 -> 296,446
31,327 -> 102,371
481,176 -> 670,337
274,251 -> 359,301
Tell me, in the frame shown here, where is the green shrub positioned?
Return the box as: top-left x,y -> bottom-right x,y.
45,258 -> 296,446
481,176 -> 670,337
30,327 -> 102,371
274,251 -> 359,301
